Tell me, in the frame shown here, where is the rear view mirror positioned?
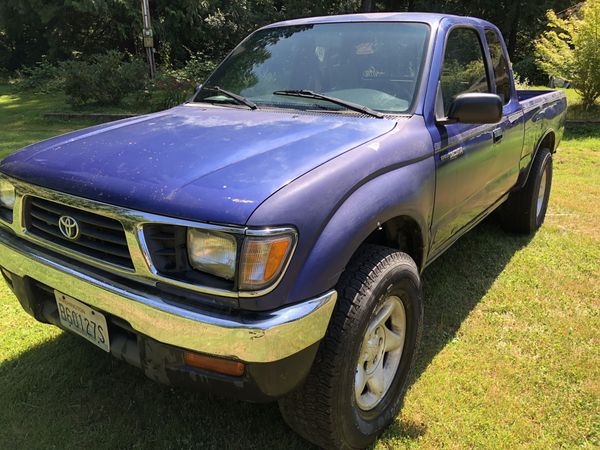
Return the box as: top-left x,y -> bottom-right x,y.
445,93 -> 502,124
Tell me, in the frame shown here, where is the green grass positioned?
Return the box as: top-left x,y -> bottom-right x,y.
0,84 -> 146,160
0,86 -> 599,449
0,85 -> 95,160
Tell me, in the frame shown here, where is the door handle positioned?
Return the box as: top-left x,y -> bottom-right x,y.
493,128 -> 504,143
532,108 -> 547,123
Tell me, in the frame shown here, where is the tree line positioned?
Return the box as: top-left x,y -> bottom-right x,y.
0,0 -> 580,83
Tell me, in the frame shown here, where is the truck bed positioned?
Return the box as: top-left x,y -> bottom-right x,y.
517,89 -> 563,102
517,89 -> 567,169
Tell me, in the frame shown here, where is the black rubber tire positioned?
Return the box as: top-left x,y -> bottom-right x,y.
279,245 -> 423,450
500,147 -> 553,234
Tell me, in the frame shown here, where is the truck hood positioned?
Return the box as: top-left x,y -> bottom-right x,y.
0,105 -> 396,224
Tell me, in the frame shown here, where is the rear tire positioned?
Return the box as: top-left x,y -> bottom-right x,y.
500,147 -> 553,233
279,245 -> 423,449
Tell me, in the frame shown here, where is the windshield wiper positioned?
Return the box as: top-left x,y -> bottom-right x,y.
273,90 -> 384,118
200,85 -> 258,110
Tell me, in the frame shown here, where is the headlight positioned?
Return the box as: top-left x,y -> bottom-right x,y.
239,234 -> 294,291
185,227 -> 296,292
187,229 -> 237,280
0,180 -> 15,210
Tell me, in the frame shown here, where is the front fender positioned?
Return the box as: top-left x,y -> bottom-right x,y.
288,156 -> 434,301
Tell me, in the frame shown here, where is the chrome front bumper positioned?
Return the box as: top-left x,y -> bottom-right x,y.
0,228 -> 337,363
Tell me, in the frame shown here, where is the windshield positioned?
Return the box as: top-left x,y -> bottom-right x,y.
194,22 -> 430,114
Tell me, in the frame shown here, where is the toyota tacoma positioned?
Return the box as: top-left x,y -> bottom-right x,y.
0,12 -> 566,449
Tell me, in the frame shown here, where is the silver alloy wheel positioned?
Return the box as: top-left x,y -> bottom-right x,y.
355,296 -> 406,411
536,168 -> 548,219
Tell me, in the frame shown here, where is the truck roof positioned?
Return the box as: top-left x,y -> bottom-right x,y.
262,12 -> 494,30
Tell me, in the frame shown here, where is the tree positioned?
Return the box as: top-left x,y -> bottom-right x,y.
0,0 -> 139,70
535,0 -> 600,109
0,0 -> 580,85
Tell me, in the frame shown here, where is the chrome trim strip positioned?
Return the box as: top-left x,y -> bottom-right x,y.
0,227 -> 337,362
0,175 -> 297,298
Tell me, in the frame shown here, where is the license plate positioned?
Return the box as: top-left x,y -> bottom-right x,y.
55,292 -> 110,352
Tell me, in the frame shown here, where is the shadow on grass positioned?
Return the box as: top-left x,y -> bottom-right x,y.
564,124 -> 600,140
381,218 -> 532,441
0,220 -> 532,448
566,103 -> 600,121
417,219 -> 532,376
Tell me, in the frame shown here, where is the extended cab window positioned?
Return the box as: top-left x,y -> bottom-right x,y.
195,22 -> 430,114
485,29 -> 512,104
439,28 -> 490,115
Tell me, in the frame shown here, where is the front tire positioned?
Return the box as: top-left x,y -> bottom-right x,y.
279,245 -> 423,449
500,147 -> 553,233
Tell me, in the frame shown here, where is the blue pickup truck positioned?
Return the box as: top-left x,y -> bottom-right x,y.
0,12 -> 566,449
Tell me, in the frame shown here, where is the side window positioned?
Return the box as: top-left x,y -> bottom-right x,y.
439,28 -> 490,115
485,29 -> 512,104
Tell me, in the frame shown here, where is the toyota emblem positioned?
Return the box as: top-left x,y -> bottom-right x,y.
58,215 -> 80,240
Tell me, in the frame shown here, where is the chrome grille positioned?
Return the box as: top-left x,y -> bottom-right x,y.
143,223 -> 188,273
2,175 -> 292,298
24,197 -> 133,269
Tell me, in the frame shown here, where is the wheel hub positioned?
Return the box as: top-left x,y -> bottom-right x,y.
354,296 -> 406,411
363,326 -> 385,374
537,168 -> 548,219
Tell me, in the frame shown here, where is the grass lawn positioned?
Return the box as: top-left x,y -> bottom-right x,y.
0,85 -> 598,449
0,84 -> 143,161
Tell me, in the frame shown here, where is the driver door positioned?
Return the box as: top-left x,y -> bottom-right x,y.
430,27 -> 499,254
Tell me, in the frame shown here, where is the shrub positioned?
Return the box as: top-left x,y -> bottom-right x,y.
181,52 -> 218,85
512,55 -> 547,86
513,73 -> 531,90
535,0 -> 600,109
148,74 -> 194,110
0,68 -> 9,83
17,57 -> 65,92
63,51 -> 147,106
136,52 -> 217,111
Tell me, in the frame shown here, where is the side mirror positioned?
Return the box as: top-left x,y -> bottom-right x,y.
445,93 -> 502,124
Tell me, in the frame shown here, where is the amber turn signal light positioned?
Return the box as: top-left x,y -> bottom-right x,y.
239,234 -> 294,290
183,351 -> 245,376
